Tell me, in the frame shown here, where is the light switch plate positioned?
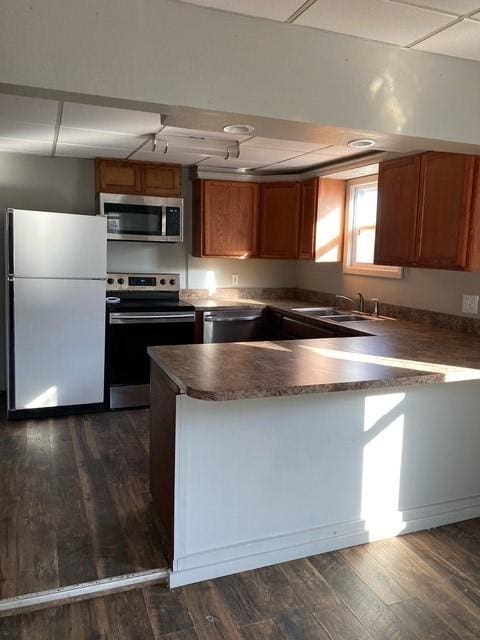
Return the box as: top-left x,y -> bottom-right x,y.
232,274 -> 239,286
462,294 -> 479,314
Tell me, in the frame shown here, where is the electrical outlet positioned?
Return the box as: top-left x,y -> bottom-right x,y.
462,294 -> 479,314
232,274 -> 239,286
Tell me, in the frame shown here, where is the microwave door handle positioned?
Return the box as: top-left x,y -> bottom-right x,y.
161,208 -> 167,236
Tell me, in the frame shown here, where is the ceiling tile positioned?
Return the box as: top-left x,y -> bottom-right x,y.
198,156 -> 263,169
319,145 -> 365,156
295,0 -> 454,46
0,121 -> 54,142
58,127 -> 147,149
0,94 -> 58,125
262,152 -> 345,171
242,136 -> 329,152
62,103 -> 162,135
325,163 -> 379,179
132,149 -> 207,164
176,0 -> 303,21
398,0 -> 480,15
55,143 -> 130,159
161,125 -> 251,141
237,146 -> 301,164
0,138 -> 52,155
413,18 -> 480,60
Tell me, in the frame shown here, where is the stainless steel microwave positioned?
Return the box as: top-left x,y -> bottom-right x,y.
98,193 -> 183,243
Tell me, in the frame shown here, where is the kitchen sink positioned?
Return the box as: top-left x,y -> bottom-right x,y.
325,314 -> 371,322
290,307 -> 344,316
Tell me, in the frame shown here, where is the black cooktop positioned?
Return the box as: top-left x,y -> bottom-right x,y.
106,291 -> 195,313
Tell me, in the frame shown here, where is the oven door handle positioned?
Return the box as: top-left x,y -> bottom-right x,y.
110,313 -> 195,324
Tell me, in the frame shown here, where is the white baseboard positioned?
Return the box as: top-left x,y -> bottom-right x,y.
169,499 -> 480,588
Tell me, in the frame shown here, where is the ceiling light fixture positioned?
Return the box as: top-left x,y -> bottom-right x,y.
347,138 -> 376,148
152,134 -> 240,159
223,124 -> 255,135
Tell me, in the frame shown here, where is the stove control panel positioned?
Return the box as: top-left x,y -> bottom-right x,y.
106,273 -> 180,292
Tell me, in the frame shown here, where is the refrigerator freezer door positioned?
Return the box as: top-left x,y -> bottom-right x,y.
10,278 -> 106,410
9,209 -> 106,279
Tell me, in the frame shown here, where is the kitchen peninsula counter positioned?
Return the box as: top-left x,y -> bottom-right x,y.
149,301 -> 480,589
149,302 -> 480,401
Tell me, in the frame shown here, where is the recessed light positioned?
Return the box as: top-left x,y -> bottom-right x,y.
223,124 -> 255,135
347,139 -> 376,148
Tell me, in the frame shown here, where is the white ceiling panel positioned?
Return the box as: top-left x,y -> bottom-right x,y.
62,103 -> 162,135
262,152 -> 344,171
242,136 -> 329,152
161,125 -> 251,141
396,0 -> 480,15
58,127 -> 147,149
55,143 -> 129,159
0,121 -> 54,142
176,0 -> 303,21
325,163 -> 379,179
0,94 -> 58,125
198,156 -> 264,169
0,138 -> 52,155
132,150 -> 207,164
237,146 -> 301,164
295,0 -> 454,46
318,145 -> 364,156
413,18 -> 480,60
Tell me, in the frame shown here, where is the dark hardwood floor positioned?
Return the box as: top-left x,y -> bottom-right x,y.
0,407 -> 166,599
2,518 -> 480,638
2,407 -> 480,638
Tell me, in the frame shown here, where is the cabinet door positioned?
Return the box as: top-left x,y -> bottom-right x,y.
96,159 -> 141,194
416,152 -> 475,269
259,183 -> 300,259
374,155 -> 421,266
315,178 -> 345,262
141,164 -> 181,197
298,178 -> 318,260
200,181 -> 259,257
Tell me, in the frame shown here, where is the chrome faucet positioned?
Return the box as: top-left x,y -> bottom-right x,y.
335,293 -> 365,313
371,298 -> 380,317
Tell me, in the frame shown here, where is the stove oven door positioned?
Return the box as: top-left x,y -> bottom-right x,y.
107,310 -> 195,409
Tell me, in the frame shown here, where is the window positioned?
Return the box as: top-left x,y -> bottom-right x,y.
343,176 -> 402,279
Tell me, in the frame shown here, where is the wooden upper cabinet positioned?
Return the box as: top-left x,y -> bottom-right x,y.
141,163 -> 181,196
374,151 -> 480,271
298,178 -> 318,260
298,178 -> 345,262
96,159 -> 141,194
416,152 -> 475,269
96,159 -> 181,196
192,180 -> 259,258
374,155 -> 421,266
259,182 -> 301,259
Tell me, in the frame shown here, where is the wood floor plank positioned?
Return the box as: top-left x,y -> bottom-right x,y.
308,551 -> 417,640
367,537 -> 480,640
340,544 -> 411,605
432,523 -> 480,562
143,584 -> 194,637
103,590 -> 156,640
390,597 -> 461,640
275,607 -> 331,640
314,604 -> 375,640
239,618 -> 287,640
183,580 -> 242,638
279,557 -> 341,611
160,630 -> 199,640
216,565 -> 303,626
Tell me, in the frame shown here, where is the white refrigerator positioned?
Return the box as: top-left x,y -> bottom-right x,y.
5,209 -> 107,416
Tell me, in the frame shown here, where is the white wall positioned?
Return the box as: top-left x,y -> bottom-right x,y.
2,0 -> 480,146
297,261 -> 480,317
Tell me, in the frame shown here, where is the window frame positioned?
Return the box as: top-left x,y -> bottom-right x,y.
343,175 -> 403,279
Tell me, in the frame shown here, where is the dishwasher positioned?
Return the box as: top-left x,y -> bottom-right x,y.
203,309 -> 264,343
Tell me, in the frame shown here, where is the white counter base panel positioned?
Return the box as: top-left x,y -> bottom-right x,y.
168,382 -> 480,588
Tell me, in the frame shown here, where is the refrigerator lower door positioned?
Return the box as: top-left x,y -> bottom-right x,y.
10,278 -> 105,411
9,209 -> 106,279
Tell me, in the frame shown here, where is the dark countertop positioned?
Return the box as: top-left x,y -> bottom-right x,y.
148,297 -> 480,401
